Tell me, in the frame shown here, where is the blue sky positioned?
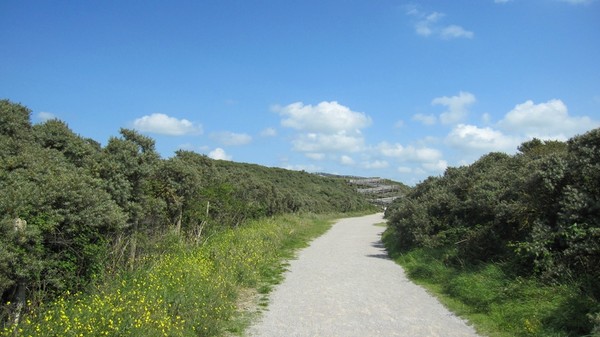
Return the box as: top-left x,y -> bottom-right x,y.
2,0 -> 599,184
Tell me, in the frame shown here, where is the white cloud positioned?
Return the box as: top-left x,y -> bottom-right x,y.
494,0 -> 512,4
377,142 -> 443,163
260,127 -> 277,137
37,112 -> 57,122
446,124 -> 520,153
415,12 -> 444,37
211,131 -> 252,146
408,8 -> 473,40
397,166 -> 413,174
498,99 -> 598,140
422,160 -> 448,173
340,155 -> 355,165
276,101 -> 371,134
412,113 -> 437,125
441,25 -> 474,39
432,91 -> 476,124
292,131 -> 365,153
363,160 -> 389,169
306,152 -> 325,160
133,113 -> 202,136
441,99 -> 598,164
277,101 -> 371,154
208,148 -> 232,161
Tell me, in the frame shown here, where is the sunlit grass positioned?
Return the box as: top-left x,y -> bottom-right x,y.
382,238 -> 593,337
1,213 -> 339,337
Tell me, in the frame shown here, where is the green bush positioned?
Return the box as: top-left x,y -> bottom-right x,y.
384,129 -> 600,335
0,99 -> 374,327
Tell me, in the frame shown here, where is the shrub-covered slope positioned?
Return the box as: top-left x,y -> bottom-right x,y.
384,129 -> 600,336
0,99 -> 375,328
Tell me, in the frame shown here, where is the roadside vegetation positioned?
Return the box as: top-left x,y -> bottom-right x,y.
2,213 -> 338,337
384,128 -> 600,336
0,99 -> 375,335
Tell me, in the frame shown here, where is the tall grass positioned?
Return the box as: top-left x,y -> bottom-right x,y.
383,229 -> 597,337
1,213 -> 337,337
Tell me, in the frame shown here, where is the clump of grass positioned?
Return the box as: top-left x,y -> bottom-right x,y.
2,213 -> 337,337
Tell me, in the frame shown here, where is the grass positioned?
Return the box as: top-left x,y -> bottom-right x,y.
1,212 -> 341,337
382,227 -> 598,337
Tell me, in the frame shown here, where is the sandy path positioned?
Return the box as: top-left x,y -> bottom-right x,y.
246,213 -> 481,337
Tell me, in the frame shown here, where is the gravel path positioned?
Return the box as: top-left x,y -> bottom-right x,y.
246,213 -> 482,337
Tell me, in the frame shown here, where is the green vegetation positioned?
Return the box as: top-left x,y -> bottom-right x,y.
384,129 -> 600,336
8,96 -> 599,336
383,245 -> 591,337
0,99 -> 375,334
1,213 -> 337,337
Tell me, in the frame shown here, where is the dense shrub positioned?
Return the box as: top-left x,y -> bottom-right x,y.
0,99 -> 374,328
385,129 -> 600,334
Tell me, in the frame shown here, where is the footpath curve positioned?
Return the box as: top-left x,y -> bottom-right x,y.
246,213 -> 481,337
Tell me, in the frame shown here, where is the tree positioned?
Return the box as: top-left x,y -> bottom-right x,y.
0,100 -> 34,162
100,129 -> 162,269
33,119 -> 101,169
0,100 -> 32,142
157,154 -> 203,234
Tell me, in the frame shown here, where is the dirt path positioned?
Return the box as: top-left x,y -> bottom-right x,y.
246,213 -> 481,337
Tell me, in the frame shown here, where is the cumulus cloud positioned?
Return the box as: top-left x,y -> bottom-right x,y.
498,99 -> 597,140
441,98 -> 598,165
363,160 -> 389,169
408,8 -> 473,39
208,148 -> 232,161
133,113 -> 202,136
276,101 -> 371,134
277,101 -> 371,154
306,152 -> 326,160
340,155 -> 355,165
211,131 -> 252,146
422,159 -> 448,173
446,124 -> 520,153
37,112 -> 57,122
412,113 -> 437,125
377,142 -> 443,163
292,131 -> 366,153
432,91 -> 476,124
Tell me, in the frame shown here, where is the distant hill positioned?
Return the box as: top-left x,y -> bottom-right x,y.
194,158 -> 381,220
315,173 -> 411,207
